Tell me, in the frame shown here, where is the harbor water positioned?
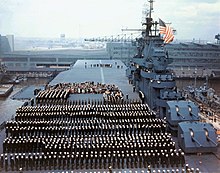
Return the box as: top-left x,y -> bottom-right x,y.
0,78 -> 51,126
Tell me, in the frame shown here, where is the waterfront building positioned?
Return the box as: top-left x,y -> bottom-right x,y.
0,35 -> 14,54
0,38 -> 220,78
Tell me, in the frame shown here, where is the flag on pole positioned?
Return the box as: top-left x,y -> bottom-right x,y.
159,18 -> 166,34
159,18 -> 174,43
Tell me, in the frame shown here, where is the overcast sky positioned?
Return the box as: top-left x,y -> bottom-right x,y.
0,0 -> 219,41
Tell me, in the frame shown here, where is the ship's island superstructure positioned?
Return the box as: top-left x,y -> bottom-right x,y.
126,0 -> 218,149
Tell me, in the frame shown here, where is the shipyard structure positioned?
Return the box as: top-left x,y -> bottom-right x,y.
0,40 -> 220,78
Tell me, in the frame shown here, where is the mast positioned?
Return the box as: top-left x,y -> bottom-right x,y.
143,0 -> 156,37
149,0 -> 153,18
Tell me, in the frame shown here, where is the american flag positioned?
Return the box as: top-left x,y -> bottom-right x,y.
159,18 -> 174,43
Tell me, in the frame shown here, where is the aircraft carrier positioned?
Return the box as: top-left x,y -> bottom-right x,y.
0,1 -> 219,173
0,58 -> 219,173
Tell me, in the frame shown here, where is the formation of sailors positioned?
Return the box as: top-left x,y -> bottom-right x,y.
36,97 -> 142,107
0,149 -> 196,172
15,103 -> 153,120
4,133 -> 173,153
14,112 -> 157,123
1,102 -> 188,171
7,117 -> 163,129
36,89 -> 70,100
0,148 -> 187,171
6,118 -> 166,137
16,103 -> 151,113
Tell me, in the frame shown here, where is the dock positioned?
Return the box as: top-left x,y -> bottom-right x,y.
0,85 -> 13,97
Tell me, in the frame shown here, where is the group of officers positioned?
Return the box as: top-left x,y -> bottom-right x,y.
35,81 -> 128,106
1,99 -> 196,172
40,82 -> 121,95
36,89 -> 70,101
